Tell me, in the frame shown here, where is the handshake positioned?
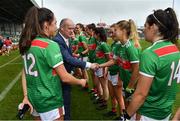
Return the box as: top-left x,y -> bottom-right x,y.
90,63 -> 100,70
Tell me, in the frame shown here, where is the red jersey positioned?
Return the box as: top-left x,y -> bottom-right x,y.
4,39 -> 12,46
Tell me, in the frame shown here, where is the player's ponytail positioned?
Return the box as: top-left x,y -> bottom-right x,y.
19,6 -> 54,55
129,19 -> 140,48
164,8 -> 179,44
116,19 -> 140,48
146,7 -> 179,45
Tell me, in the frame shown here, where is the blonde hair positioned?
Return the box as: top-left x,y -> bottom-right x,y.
116,19 -> 140,48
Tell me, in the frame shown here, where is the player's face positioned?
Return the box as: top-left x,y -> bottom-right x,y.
61,20 -> 75,39
48,16 -> 57,37
86,27 -> 92,36
144,22 -> 153,42
114,26 -> 124,42
71,32 -> 76,40
94,33 -> 99,41
75,25 -> 82,34
108,27 -> 116,40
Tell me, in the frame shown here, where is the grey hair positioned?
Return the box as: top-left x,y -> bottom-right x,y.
59,18 -> 69,28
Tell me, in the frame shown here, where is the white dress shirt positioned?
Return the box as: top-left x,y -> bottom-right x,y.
59,32 -> 92,68
59,32 -> 69,47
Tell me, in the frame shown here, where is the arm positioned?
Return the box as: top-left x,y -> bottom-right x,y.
55,64 -> 86,86
104,67 -> 109,79
59,43 -> 86,69
81,42 -> 89,55
127,63 -> 139,89
126,74 -> 153,116
73,45 -> 79,54
173,108 -> 180,120
99,59 -> 115,68
21,69 -> 33,113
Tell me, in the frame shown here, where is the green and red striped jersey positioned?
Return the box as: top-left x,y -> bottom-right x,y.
139,40 -> 180,120
95,41 -> 110,64
22,36 -> 63,113
113,39 -> 141,88
87,37 -> 97,63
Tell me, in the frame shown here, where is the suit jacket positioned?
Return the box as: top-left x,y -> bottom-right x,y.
53,32 -> 86,73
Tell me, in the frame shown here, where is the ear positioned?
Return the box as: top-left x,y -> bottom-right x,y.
152,23 -> 159,31
43,22 -> 49,30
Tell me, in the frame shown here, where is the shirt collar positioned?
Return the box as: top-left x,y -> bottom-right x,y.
152,40 -> 166,46
59,32 -> 69,42
147,40 -> 166,50
121,39 -> 130,47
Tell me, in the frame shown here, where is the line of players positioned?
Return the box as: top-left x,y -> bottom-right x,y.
70,9 -> 179,120
70,21 -> 139,119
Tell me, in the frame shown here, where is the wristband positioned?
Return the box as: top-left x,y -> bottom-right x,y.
125,87 -> 134,93
123,109 -> 131,120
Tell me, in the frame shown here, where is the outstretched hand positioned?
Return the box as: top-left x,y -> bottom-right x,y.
80,79 -> 87,87
90,63 -> 99,70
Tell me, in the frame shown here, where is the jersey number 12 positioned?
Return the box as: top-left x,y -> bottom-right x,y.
23,53 -> 38,77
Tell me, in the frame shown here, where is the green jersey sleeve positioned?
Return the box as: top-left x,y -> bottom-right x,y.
139,50 -> 158,77
45,41 -> 63,68
102,42 -> 110,54
79,36 -> 87,43
126,45 -> 140,63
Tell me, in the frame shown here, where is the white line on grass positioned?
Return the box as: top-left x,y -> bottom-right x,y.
0,55 -> 20,69
0,71 -> 22,102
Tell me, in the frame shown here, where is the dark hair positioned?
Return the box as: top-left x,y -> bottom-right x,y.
19,6 -> 54,55
146,7 -> 179,44
76,23 -> 85,31
94,27 -> 107,42
86,23 -> 96,32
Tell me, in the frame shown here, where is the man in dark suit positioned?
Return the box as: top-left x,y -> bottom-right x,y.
53,18 -> 97,120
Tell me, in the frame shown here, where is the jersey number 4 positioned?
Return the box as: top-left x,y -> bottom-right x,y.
168,60 -> 180,86
23,53 -> 38,77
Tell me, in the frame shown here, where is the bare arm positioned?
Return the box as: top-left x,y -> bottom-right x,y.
81,42 -> 89,55
73,45 -> 79,54
21,69 -> 33,113
55,64 -> 86,86
22,69 -> 27,97
99,59 -> 115,68
127,63 -> 139,89
173,108 -> 180,120
126,74 -> 153,116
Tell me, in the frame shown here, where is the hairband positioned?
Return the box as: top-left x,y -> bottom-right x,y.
152,13 -> 167,29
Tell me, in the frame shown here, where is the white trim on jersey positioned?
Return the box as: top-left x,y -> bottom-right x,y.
147,40 -> 166,50
113,55 -> 118,59
130,61 -> 139,63
140,71 -> 154,78
53,61 -> 63,68
105,52 -> 110,54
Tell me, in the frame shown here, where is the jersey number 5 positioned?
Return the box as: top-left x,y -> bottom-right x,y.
168,60 -> 180,86
23,53 -> 38,77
